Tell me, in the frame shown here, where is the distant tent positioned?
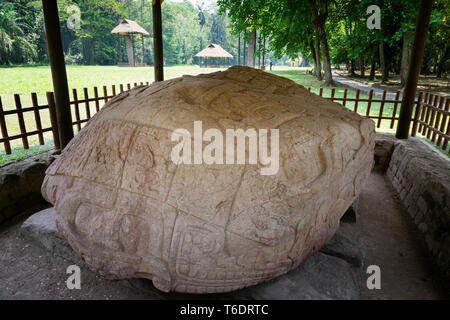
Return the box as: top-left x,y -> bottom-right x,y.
111,19 -> 149,67
195,44 -> 233,67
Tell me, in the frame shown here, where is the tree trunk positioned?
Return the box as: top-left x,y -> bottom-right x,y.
314,31 -> 322,80
369,50 -> 377,80
360,56 -> 365,78
350,60 -> 356,75
243,30 -> 246,66
247,29 -> 256,67
317,23 -> 332,85
437,46 -> 449,78
308,0 -> 332,85
262,37 -> 266,68
380,42 -> 388,83
124,35 -> 135,67
309,39 -> 320,78
238,35 -> 241,65
400,31 -> 411,86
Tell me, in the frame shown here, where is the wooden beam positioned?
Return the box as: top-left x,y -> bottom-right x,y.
42,0 -> 73,148
396,0 -> 434,139
152,0 -> 164,81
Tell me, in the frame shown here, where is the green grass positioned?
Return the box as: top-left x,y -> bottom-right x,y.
269,69 -> 403,133
0,141 -> 54,165
0,65 -> 228,159
0,65 -> 447,162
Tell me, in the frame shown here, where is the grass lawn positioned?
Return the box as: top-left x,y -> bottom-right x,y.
0,65 -> 447,162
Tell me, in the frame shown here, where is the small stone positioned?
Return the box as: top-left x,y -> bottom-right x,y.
20,208 -> 85,266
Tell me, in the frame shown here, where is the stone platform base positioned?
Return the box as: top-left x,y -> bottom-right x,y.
20,208 -> 363,300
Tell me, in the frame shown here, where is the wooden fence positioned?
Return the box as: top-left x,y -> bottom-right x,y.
0,85 -> 449,156
0,82 -> 149,155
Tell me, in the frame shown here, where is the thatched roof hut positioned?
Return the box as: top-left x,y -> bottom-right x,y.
195,44 -> 233,58
195,44 -> 233,67
111,19 -> 149,35
111,19 -> 149,67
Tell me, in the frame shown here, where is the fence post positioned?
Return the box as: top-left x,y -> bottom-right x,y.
431,96 -> 445,142
14,94 -> 29,149
411,92 -> 423,137
366,90 -> 374,117
436,98 -> 449,147
354,89 -> 360,113
94,87 -> 100,112
72,89 -> 81,131
47,92 -> 61,150
377,90 -> 387,128
31,93 -> 45,145
390,91 -> 401,129
83,88 -> 91,119
0,96 -> 12,155
103,86 -> 109,103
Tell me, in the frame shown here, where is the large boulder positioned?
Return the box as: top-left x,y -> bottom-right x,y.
42,66 -> 374,293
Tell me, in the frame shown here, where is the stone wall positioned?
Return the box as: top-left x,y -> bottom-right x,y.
0,150 -> 58,225
386,136 -> 450,279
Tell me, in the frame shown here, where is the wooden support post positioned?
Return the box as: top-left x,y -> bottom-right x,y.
152,0 -> 164,81
396,0 -> 434,139
42,0 -> 73,148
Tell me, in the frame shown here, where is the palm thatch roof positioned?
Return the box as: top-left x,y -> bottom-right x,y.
111,19 -> 149,35
195,44 -> 233,58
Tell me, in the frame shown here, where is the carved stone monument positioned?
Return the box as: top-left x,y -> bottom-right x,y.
42,66 -> 375,293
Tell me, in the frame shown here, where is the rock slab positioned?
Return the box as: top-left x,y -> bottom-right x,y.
41,66 -> 375,293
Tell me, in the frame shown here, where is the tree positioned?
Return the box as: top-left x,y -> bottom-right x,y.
308,0 -> 333,85
0,1 -> 36,65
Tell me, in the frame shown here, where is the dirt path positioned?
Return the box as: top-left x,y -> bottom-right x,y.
339,170 -> 448,299
332,72 -> 401,100
0,172 -> 447,299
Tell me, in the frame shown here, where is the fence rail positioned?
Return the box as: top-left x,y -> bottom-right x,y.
0,84 -> 449,156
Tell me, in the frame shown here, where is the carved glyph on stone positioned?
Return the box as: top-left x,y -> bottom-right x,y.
42,66 -> 375,293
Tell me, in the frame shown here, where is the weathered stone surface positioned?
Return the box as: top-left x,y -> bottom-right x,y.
385,135 -> 450,280
20,207 -> 360,300
19,208 -> 85,266
320,232 -> 363,267
374,133 -> 396,172
239,252 -> 359,300
42,66 -> 375,293
0,150 -> 59,225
